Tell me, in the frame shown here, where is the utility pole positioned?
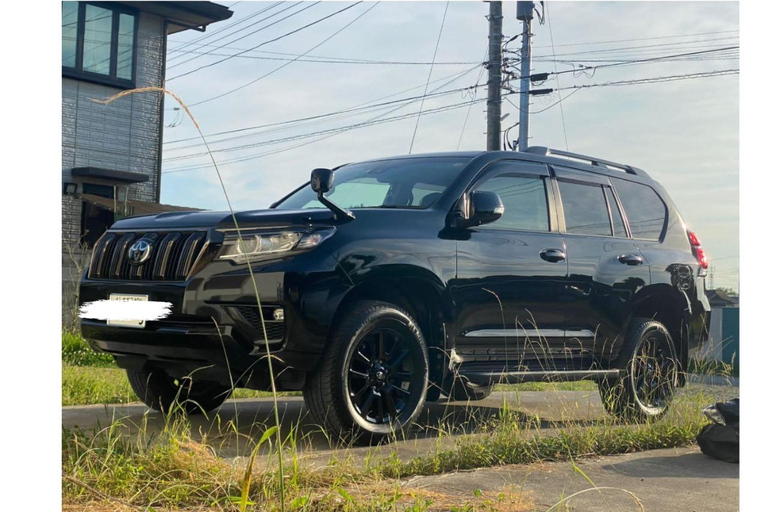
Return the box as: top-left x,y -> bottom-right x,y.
486,1 -> 503,151
516,1 -> 534,151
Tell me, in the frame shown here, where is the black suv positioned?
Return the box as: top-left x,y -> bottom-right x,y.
80,147 -> 710,442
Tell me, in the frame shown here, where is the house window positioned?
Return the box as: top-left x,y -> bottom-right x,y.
62,2 -> 138,87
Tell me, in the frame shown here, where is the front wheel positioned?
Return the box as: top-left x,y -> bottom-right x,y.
303,301 -> 429,444
127,369 -> 232,415
599,318 -> 678,422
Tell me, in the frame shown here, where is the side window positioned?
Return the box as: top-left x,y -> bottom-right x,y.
558,181 -> 611,236
605,187 -> 628,237
613,179 -> 667,239
475,174 -> 549,231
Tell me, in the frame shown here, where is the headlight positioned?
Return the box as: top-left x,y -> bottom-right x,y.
217,228 -> 335,264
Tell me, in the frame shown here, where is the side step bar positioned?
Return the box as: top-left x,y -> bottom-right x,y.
460,368 -> 622,384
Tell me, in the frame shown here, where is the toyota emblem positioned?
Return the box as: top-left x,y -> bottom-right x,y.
128,239 -> 152,265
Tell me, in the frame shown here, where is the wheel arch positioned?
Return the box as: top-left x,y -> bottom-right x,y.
625,284 -> 693,378
330,269 -> 454,393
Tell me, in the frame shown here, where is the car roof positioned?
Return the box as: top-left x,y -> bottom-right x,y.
347,149 -> 653,184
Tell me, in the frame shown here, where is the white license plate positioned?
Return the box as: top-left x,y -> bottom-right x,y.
107,294 -> 149,328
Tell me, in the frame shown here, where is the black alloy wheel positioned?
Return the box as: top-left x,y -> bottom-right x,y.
303,301 -> 429,444
598,318 -> 678,422
630,331 -> 677,413
345,328 -> 417,426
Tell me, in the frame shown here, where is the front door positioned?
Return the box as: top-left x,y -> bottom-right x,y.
450,160 -> 569,371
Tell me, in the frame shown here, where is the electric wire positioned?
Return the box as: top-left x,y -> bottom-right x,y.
188,2 -> 378,107
544,1 -> 569,150
164,65 -> 482,146
167,2 -> 284,61
168,2 -> 362,81
167,2 -> 307,70
163,67 -> 485,174
409,1 -> 450,154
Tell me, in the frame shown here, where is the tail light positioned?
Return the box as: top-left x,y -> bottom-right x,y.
688,230 -> 709,270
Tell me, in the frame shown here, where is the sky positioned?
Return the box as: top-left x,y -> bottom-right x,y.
160,1 -> 739,291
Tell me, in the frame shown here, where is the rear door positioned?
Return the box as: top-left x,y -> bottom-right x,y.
552,166 -> 651,367
451,160 -> 569,370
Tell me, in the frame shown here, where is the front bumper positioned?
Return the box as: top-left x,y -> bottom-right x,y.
79,257 -> 346,375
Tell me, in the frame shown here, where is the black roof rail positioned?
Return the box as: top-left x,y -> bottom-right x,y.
524,146 -> 650,179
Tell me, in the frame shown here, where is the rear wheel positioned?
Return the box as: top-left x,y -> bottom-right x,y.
303,301 -> 429,444
599,318 -> 678,422
126,369 -> 232,415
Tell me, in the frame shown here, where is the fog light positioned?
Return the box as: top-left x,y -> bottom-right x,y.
273,308 -> 284,321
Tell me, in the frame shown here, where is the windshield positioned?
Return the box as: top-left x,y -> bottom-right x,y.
275,157 -> 469,210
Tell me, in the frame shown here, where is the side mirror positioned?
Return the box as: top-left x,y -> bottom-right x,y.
467,191 -> 504,227
311,168 -> 334,194
309,167 -> 355,221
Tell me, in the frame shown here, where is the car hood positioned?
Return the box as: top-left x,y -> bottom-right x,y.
111,208 -> 337,231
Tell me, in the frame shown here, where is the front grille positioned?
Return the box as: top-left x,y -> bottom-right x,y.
88,231 -> 208,281
236,306 -> 285,342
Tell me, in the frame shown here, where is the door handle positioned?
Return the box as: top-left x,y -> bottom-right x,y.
540,248 -> 566,263
618,254 -> 644,266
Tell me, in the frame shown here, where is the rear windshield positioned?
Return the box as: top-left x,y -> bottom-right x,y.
275,157 -> 469,210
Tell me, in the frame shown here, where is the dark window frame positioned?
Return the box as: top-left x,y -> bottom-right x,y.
555,178 -> 614,238
468,161 -> 555,234
603,185 -> 629,238
62,2 -> 139,89
610,176 -> 669,241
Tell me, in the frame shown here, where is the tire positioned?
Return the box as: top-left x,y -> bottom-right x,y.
445,376 -> 494,401
599,318 -> 678,422
303,300 -> 429,444
127,369 -> 232,415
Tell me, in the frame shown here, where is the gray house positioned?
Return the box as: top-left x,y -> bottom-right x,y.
62,1 -> 232,327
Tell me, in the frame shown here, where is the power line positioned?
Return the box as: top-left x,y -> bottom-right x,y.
511,67 -> 735,115
163,68 -> 486,174
164,95 -> 492,172
409,1 -> 450,155
169,86 -> 478,156
168,2 -> 361,81
531,29 -> 738,49
167,2 -> 307,70
457,51 -> 488,150
167,2 -> 285,61
164,65 -> 481,146
188,2 -> 378,107
529,46 -> 739,80
544,1 -> 569,151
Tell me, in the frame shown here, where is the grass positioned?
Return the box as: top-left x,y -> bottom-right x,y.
62,385 -> 720,511
63,330 -> 115,367
63,365 -> 300,406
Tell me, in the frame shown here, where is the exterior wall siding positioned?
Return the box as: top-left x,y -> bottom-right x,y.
62,10 -> 166,327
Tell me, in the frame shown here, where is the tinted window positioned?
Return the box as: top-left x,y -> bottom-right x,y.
558,181 -> 611,236
475,175 -> 549,231
276,157 -> 468,210
613,179 -> 666,239
606,187 -> 628,237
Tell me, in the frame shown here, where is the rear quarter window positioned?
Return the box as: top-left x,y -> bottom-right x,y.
613,179 -> 667,240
